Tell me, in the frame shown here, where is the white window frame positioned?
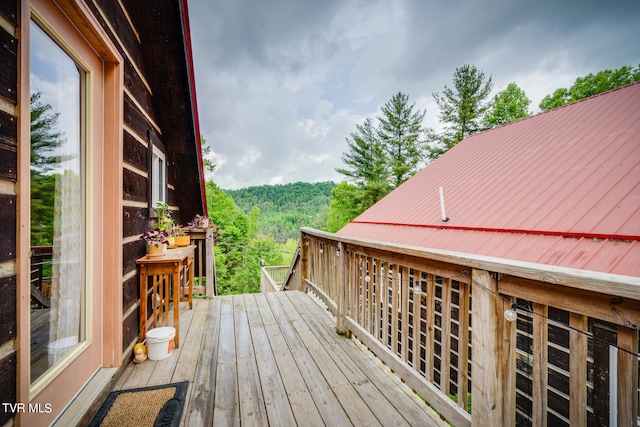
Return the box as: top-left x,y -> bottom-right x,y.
152,145 -> 166,207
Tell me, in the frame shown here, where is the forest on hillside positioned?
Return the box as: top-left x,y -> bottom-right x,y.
225,181 -> 335,242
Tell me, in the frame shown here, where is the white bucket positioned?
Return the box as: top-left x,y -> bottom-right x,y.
47,336 -> 79,365
145,327 -> 175,360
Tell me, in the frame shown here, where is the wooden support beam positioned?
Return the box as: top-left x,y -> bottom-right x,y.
569,313 -> 587,427
617,326 -> 639,427
502,296 -> 517,426
532,303 -> 548,427
471,269 -> 504,426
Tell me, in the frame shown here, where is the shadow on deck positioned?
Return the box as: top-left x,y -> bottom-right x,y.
112,291 -> 445,426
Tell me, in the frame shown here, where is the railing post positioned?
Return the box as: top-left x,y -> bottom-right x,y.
299,233 -> 308,292
471,268 -> 505,426
205,228 -> 216,297
336,242 -> 349,336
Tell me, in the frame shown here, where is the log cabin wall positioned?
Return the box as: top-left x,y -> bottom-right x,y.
83,0 -> 188,358
0,0 -> 203,422
0,2 -> 18,425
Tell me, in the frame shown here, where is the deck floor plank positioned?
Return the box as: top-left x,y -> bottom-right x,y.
273,292 -> 383,426
261,291 -> 354,426
244,294 -> 299,426
282,291 -> 412,427
294,291 -> 446,427
250,293 -> 325,426
109,291 -> 449,427
185,296 -> 221,426
234,295 -> 270,426
212,297 -> 240,427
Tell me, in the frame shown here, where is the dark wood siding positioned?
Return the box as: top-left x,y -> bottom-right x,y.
0,26 -> 17,104
0,195 -> 16,262
0,2 -> 18,423
0,352 -> 17,426
0,110 -> 17,181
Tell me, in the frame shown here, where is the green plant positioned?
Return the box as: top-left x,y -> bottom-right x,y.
153,202 -> 174,232
140,229 -> 169,246
169,223 -> 187,237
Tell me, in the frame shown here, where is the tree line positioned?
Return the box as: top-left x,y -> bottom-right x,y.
325,63 -> 640,231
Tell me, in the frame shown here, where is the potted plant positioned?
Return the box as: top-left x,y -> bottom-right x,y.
153,202 -> 175,246
187,214 -> 211,230
141,228 -> 169,256
187,214 -> 220,246
171,224 -> 191,247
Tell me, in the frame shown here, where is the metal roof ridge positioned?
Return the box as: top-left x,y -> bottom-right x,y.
348,220 -> 640,241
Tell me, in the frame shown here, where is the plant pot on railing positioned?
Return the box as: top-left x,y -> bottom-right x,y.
174,235 -> 190,247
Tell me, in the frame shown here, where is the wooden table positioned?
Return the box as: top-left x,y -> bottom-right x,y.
137,245 -> 195,348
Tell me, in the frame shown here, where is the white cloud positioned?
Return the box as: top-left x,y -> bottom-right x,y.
190,0 -> 640,189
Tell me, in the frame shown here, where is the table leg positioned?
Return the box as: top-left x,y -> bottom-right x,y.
173,262 -> 180,348
188,258 -> 194,309
139,264 -> 147,342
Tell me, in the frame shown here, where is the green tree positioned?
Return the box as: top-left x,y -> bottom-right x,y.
206,181 -> 250,290
378,92 -> 427,187
200,135 -> 217,173
225,181 -> 335,242
30,92 -> 65,246
228,235 -> 283,294
539,64 -> 640,111
30,92 -> 64,173
336,117 -> 391,207
483,82 -> 532,128
325,181 -> 361,232
431,64 -> 493,157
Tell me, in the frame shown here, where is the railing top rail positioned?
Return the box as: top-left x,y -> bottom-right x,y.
300,227 -> 640,300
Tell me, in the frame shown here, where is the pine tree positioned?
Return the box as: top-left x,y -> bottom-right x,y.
377,92 -> 427,187
431,64 -> 493,157
335,117 -> 391,204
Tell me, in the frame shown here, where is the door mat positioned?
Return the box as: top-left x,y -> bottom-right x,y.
88,381 -> 189,427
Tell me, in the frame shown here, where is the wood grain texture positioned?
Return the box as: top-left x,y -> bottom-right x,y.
109,293 -> 448,427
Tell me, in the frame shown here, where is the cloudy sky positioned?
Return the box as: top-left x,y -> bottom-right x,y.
188,0 -> 640,190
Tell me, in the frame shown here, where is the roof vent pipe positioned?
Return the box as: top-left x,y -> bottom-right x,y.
439,186 -> 451,223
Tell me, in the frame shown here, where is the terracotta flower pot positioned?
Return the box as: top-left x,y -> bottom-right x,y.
147,243 -> 167,257
174,235 -> 190,247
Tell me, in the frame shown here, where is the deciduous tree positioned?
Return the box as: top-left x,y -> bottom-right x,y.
483,82 -> 531,129
539,64 -> 640,111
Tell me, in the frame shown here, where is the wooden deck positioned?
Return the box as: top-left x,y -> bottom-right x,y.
112,291 -> 445,426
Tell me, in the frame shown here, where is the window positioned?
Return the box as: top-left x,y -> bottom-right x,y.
30,18 -> 86,384
152,145 -> 166,206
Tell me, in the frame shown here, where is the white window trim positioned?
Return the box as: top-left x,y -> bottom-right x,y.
151,145 -> 166,207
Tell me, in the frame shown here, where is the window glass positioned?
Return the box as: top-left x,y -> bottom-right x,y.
152,145 -> 166,205
30,20 -> 86,384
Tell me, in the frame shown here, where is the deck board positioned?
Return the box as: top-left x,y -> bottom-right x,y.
110,291 -> 446,426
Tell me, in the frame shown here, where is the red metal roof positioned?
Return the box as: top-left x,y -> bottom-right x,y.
338,82 -> 640,277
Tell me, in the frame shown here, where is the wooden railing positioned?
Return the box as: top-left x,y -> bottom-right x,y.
30,246 -> 53,308
185,229 -> 216,297
282,227 -> 640,427
260,266 -> 289,292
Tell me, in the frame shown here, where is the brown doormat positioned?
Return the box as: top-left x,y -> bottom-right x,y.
89,381 -> 189,427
